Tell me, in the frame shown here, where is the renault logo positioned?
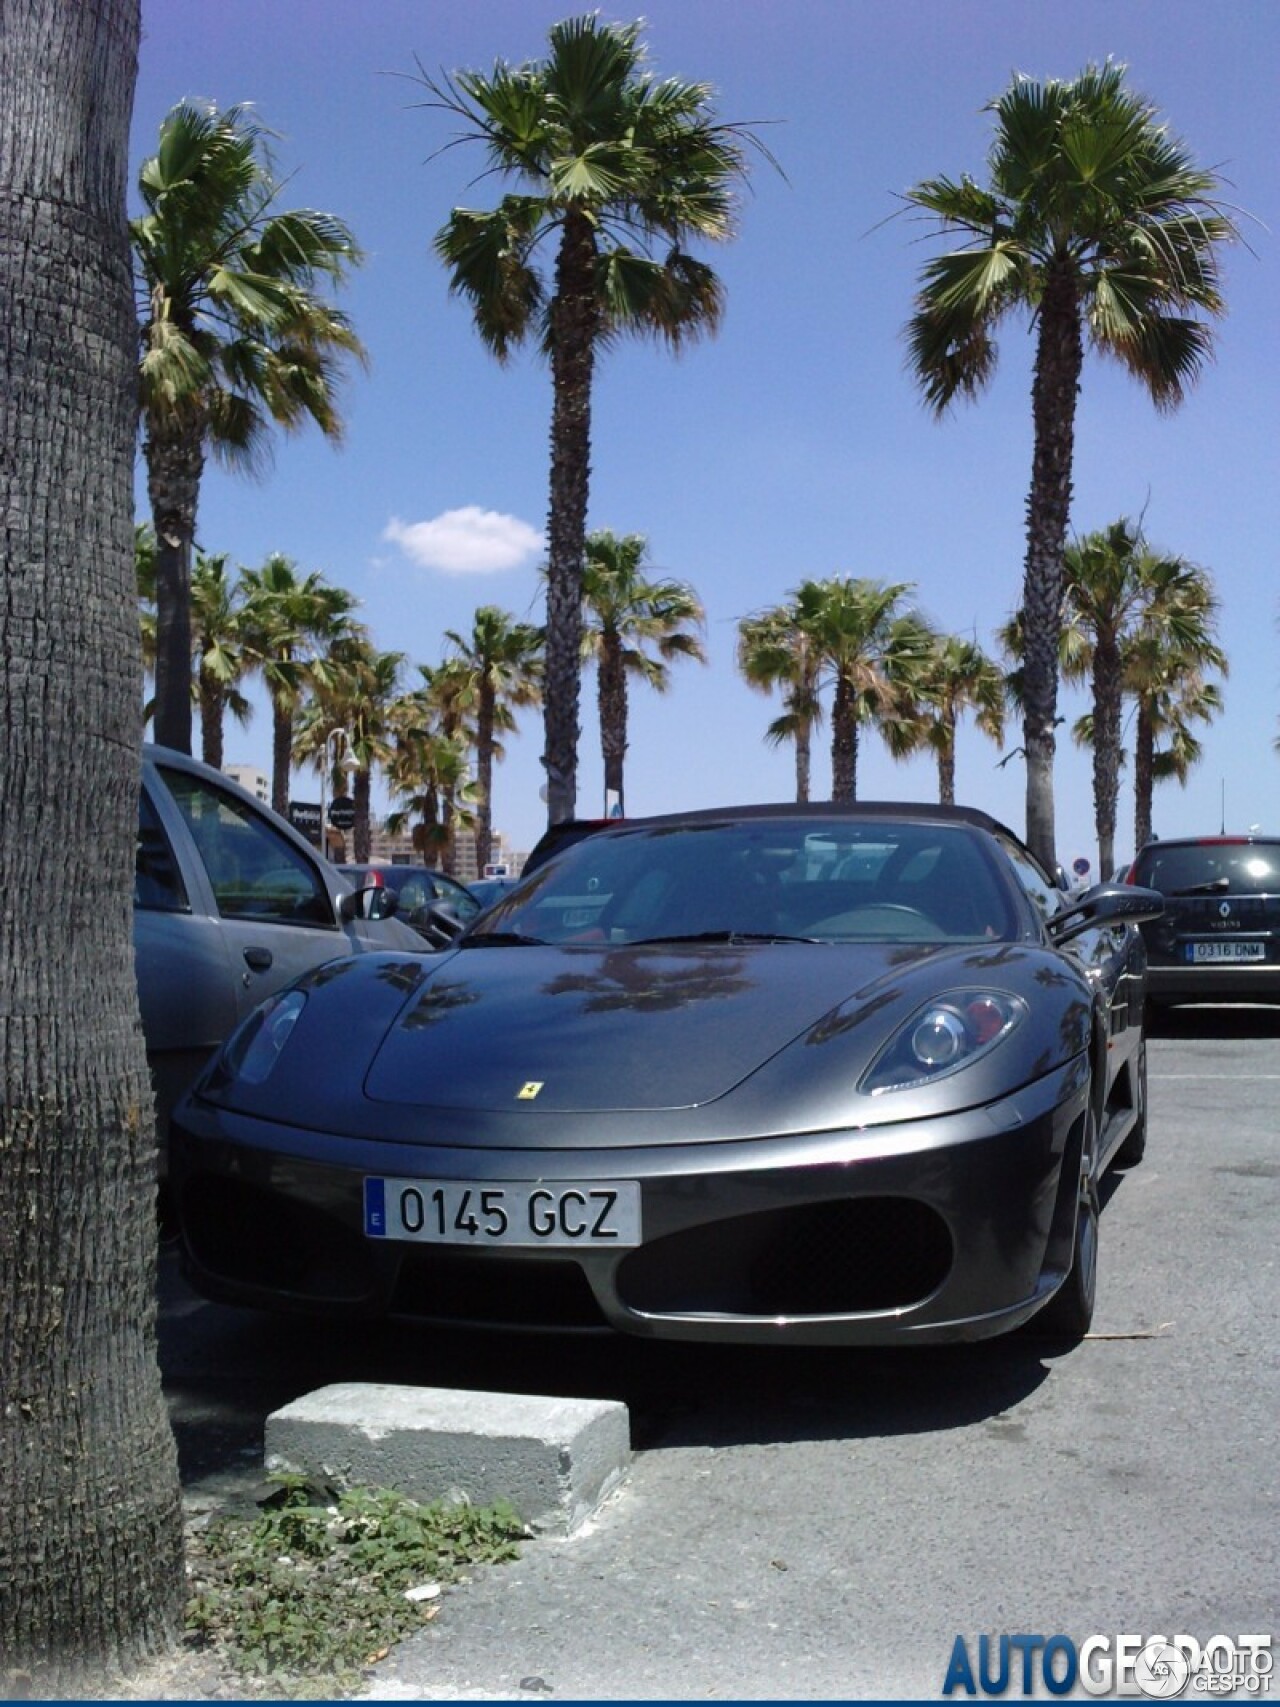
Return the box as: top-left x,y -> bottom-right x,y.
1219,901 -> 1232,919
517,1081 -> 544,1100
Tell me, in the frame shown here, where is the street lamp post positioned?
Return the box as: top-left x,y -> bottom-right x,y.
319,727 -> 347,861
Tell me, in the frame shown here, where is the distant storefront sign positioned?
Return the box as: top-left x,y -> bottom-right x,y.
289,801 -> 322,846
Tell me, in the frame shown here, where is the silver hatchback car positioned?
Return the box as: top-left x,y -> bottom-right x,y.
135,745 -> 425,1149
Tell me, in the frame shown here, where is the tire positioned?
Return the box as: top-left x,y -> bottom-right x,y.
1114,1037 -> 1148,1167
1038,1115 -> 1099,1341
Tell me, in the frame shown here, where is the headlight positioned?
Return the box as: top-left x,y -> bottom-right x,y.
215,989 -> 308,1087
859,990 -> 1026,1095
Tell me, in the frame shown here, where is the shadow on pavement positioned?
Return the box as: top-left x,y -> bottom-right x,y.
159,1247 -> 1055,1494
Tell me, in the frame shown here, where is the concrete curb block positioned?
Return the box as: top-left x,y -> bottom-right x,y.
264,1382 -> 631,1535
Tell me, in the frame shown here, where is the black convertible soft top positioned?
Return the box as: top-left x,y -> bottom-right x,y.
530,799 -> 1024,858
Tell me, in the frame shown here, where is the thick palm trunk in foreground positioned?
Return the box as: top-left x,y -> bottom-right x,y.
0,0 -> 185,1686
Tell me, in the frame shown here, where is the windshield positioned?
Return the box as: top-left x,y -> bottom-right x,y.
464,818 -> 1017,948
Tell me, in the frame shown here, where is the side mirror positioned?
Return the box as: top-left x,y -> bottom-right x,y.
340,884 -> 401,923
1047,882 -> 1164,945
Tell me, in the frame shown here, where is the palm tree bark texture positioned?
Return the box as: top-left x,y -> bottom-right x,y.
543,207 -> 598,826
1021,263 -> 1083,866
597,628 -> 629,807
144,415 -> 204,755
0,0 -> 185,1686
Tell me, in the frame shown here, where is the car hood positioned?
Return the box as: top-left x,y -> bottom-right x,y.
197,938 -> 1094,1147
363,940 -> 956,1113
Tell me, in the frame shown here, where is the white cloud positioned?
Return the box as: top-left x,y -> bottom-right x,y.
383,507 -> 545,575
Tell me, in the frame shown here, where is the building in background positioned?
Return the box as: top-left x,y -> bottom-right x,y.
217,762 -> 526,877
224,763 -> 269,803
358,821 -> 525,878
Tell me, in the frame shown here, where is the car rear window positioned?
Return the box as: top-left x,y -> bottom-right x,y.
1134,842 -> 1280,896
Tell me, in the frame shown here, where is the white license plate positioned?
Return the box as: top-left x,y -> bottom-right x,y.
365,1177 -> 641,1247
1187,940 -> 1266,963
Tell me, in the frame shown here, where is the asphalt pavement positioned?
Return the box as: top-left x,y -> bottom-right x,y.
159,1004 -> 1280,1700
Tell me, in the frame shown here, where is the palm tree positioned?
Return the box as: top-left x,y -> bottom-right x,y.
1059,520 -> 1151,878
404,659 -> 482,873
443,608 -> 544,871
750,576 -> 935,802
238,553 -> 362,815
579,531 -> 706,814
792,578 -> 932,802
191,551 -> 252,772
903,633 -> 1007,807
140,537 -> 252,763
1124,560 -> 1227,850
132,100 -> 365,754
296,638 -> 404,862
736,602 -> 823,804
386,682 -> 478,871
1,0 -> 184,1676
425,15 -> 767,826
904,62 -> 1236,866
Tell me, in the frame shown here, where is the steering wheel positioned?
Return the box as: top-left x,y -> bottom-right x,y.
809,902 -> 944,941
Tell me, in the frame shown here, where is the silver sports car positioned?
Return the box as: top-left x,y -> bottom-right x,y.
170,804 -> 1163,1345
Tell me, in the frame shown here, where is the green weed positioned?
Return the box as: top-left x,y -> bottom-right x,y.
183,1475 -> 524,1697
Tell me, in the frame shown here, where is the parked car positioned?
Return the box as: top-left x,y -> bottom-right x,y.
467,874 -> 521,910
1128,834 -> 1280,1008
136,746 -> 424,1152
171,802 -> 1163,1345
338,864 -> 480,947
522,817 -> 616,874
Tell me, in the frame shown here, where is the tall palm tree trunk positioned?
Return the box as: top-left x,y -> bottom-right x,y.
1,0 -> 185,1681
144,418 -> 204,754
442,785 -> 458,875
1091,633 -> 1124,879
831,675 -> 858,802
271,692 -> 293,817
476,685 -> 496,872
1134,703 -> 1156,852
937,709 -> 957,806
598,633 -> 628,812
353,766 -> 372,863
198,669 -> 225,771
543,212 -> 598,826
1021,269 -> 1083,868
794,720 -> 811,804
418,782 -> 441,869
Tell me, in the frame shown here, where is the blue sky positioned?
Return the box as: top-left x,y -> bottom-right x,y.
131,1 -> 1278,869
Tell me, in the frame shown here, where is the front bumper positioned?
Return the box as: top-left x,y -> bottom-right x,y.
1145,961 -> 1280,1004
170,1057 -> 1089,1346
